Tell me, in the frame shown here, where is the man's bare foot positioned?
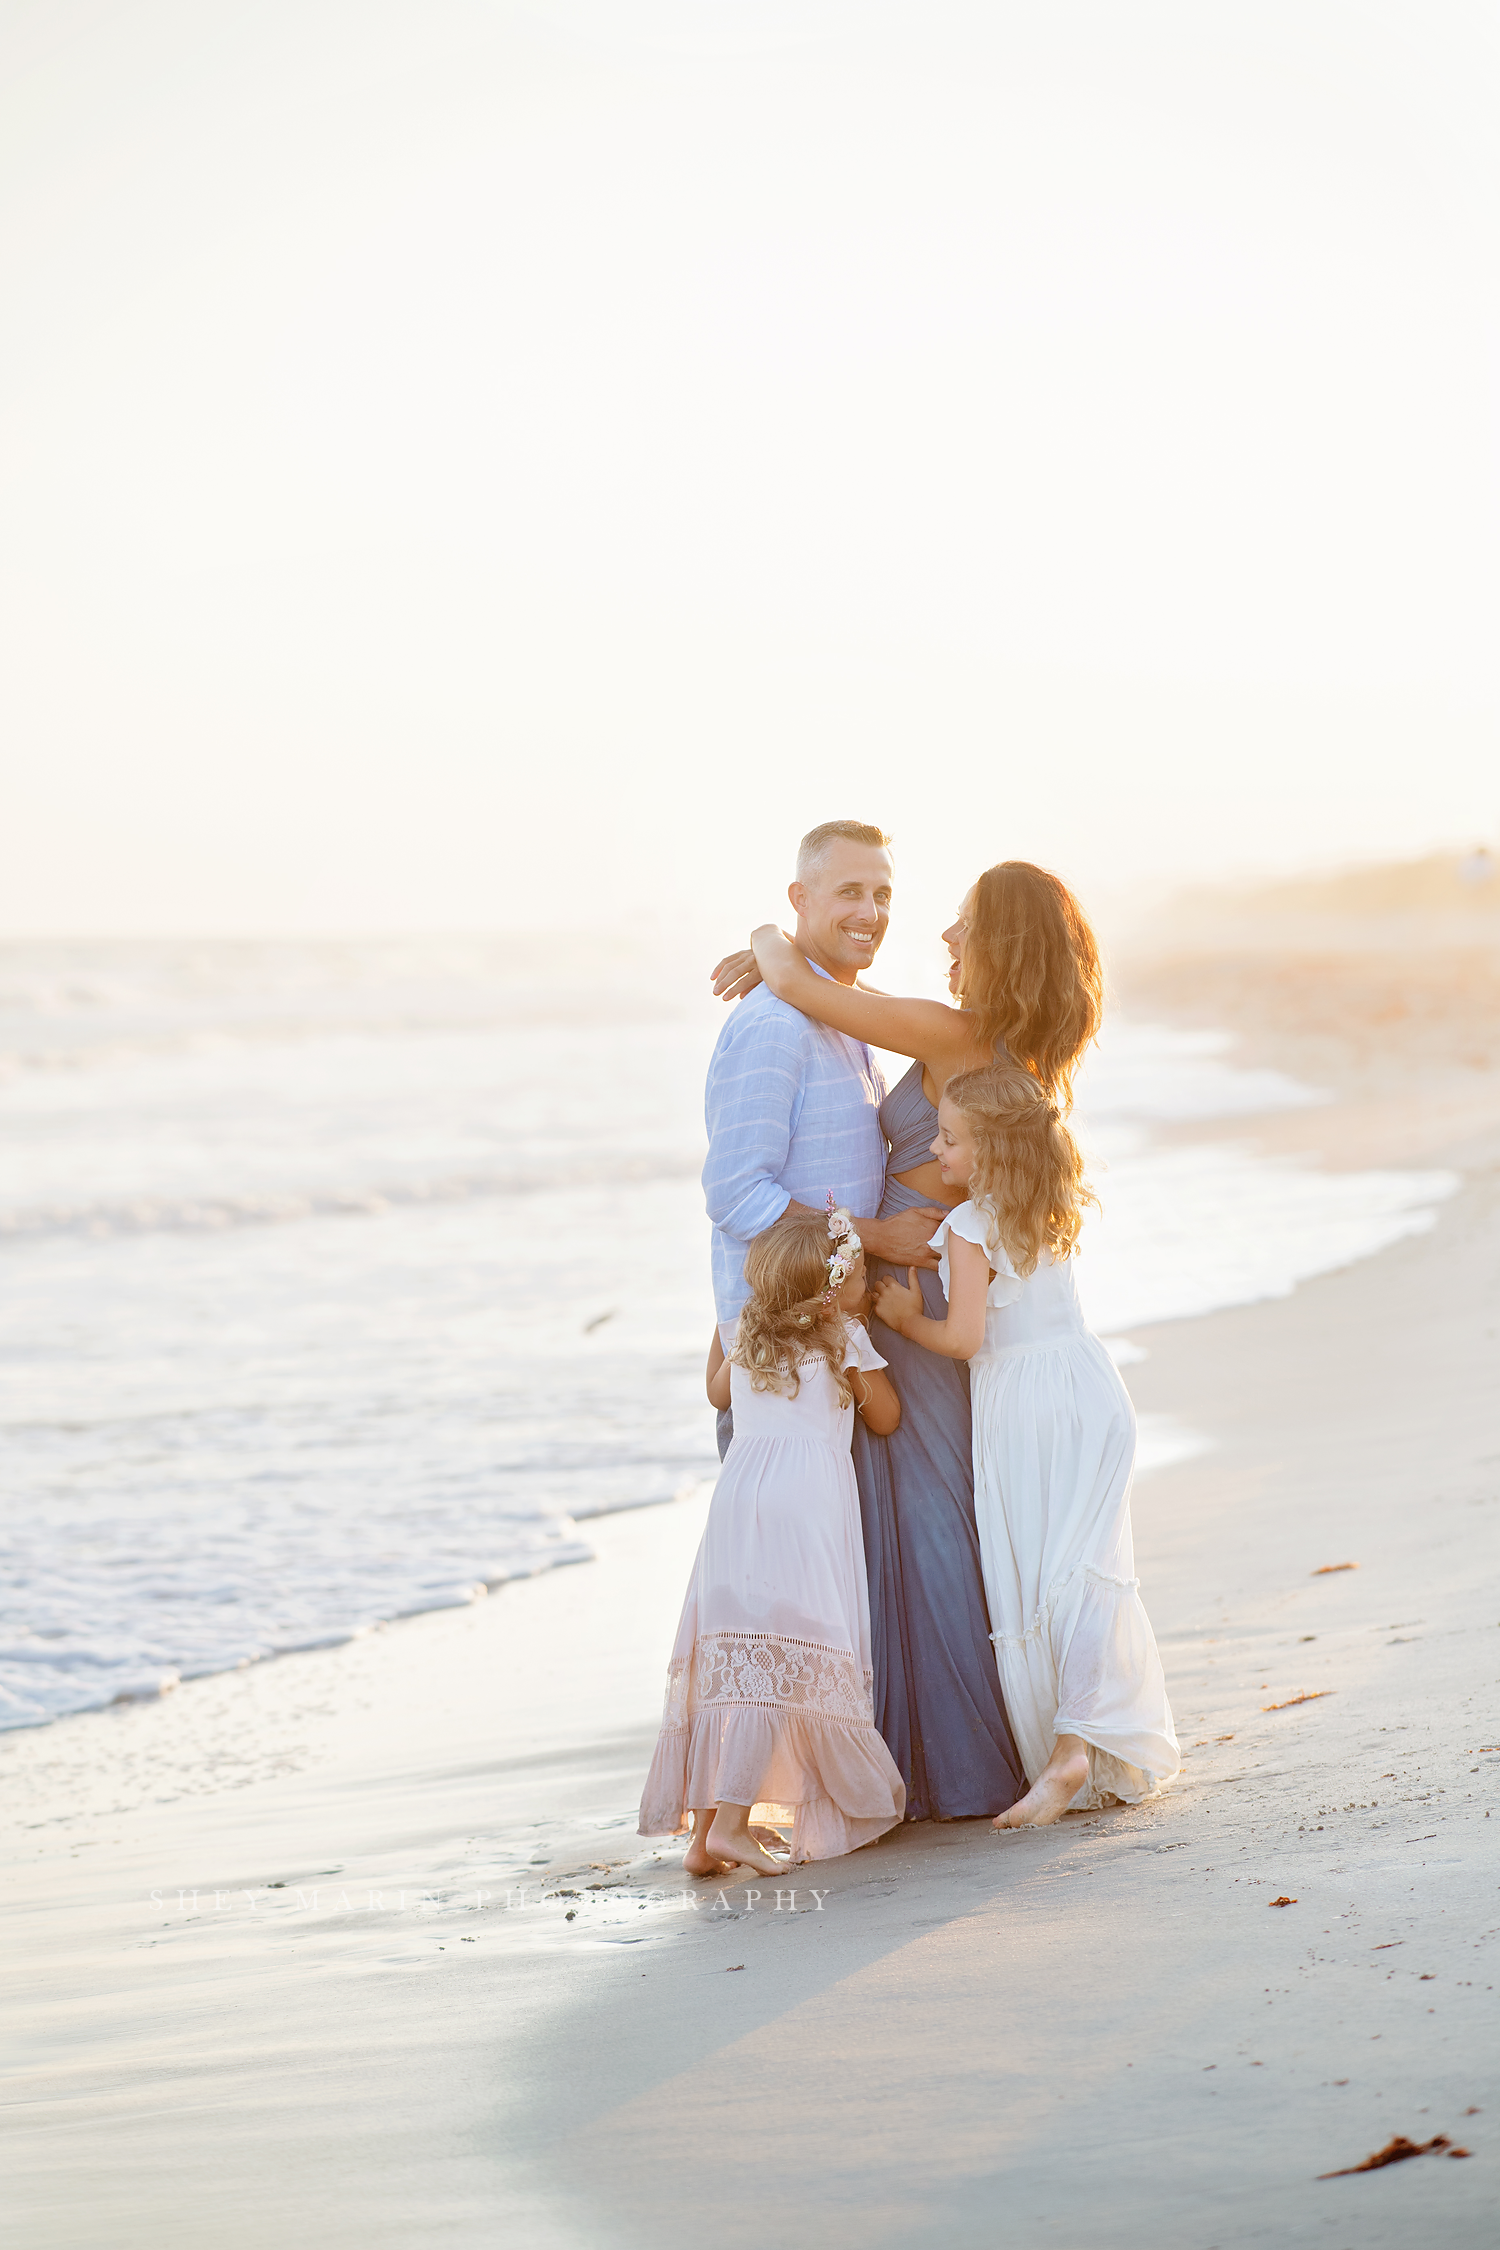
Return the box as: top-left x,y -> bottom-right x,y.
704,1821 -> 789,1876
993,1745 -> 1090,1829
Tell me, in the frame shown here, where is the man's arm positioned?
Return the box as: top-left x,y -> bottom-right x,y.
705,1007 -> 942,1271
860,1204 -> 946,1269
779,1197 -> 945,1270
702,1014 -> 800,1247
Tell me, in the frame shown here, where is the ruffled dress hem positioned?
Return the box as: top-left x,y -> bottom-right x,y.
639,1703 -> 905,1863
990,1559 -> 1181,1807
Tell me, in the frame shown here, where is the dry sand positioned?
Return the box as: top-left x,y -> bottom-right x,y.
6,888 -> 1500,2246
1113,856 -> 1500,1173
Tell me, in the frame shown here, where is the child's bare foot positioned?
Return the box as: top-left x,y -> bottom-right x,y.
681,1807 -> 735,1878
705,1802 -> 790,1875
682,1835 -> 734,1878
993,1739 -> 1090,1829
705,1824 -> 787,1876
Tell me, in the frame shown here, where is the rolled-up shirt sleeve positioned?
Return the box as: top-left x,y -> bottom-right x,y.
703,1015 -> 803,1245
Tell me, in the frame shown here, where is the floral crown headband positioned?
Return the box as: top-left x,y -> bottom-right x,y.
821,1192 -> 862,1305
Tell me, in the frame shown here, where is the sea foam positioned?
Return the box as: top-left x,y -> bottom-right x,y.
0,943 -> 1456,1727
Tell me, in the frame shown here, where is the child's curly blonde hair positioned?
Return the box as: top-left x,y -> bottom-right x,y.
943,1061 -> 1098,1276
731,1211 -> 856,1409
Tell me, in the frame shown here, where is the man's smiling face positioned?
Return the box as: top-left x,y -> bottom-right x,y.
788,839 -> 894,985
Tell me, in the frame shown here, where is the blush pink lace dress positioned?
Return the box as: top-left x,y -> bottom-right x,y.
639,1317 -> 906,1863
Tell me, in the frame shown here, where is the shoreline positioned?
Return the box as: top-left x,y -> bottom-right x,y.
1112,902 -> 1500,1177
7,981 -> 1500,2244
6,990 -> 1466,1741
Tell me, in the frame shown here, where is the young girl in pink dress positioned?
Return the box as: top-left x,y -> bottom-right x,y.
639,1206 -> 907,1873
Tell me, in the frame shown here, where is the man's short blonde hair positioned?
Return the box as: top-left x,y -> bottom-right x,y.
795,820 -> 893,882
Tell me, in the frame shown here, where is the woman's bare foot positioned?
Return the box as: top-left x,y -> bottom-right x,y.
993,1738 -> 1090,1829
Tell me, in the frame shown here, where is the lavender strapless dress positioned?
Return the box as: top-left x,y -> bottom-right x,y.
851,1062 -> 1024,1820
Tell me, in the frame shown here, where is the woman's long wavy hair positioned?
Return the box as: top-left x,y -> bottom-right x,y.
732,1212 -> 856,1408
957,862 -> 1103,1110
944,1062 -> 1097,1277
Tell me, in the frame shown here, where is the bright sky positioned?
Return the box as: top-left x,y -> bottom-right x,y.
2,0 -> 1496,941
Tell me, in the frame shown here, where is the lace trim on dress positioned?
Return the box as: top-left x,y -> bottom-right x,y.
988,1561 -> 1142,1649
656,1635 -> 874,1729
740,1334 -> 881,1382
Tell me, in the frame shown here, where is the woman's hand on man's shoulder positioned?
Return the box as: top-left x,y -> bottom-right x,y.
710,945 -> 762,1002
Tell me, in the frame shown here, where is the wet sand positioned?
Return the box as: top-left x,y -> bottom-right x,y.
7,887 -> 1500,2245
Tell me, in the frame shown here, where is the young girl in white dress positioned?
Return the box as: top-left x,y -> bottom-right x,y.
874,1064 -> 1179,1826
639,1206 -> 907,1873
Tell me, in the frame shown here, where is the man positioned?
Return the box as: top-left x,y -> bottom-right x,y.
702,819 -> 944,1778
702,819 -> 946,1420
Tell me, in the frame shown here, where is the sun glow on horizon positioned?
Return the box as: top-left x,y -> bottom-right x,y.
2,1 -> 1496,938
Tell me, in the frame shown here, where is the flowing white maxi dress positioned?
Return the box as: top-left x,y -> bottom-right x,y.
639,1317 -> 906,1864
934,1204 -> 1180,1808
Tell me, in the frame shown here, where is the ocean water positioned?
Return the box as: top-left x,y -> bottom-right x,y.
0,939 -> 1455,1729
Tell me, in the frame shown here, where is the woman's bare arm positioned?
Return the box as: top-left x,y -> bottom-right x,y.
871,1234 -> 991,1360
711,940 -> 890,1005
710,946 -> 763,1002
749,926 -> 978,1080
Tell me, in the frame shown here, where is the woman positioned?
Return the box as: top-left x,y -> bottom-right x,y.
713,861 -> 1103,1821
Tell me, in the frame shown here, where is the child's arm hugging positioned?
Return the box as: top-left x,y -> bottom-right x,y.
873,1235 -> 990,1361
706,1328 -> 733,1410
848,1363 -> 900,1434
706,1322 -> 900,1430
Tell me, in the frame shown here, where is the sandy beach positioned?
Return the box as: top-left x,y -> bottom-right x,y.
7,898 -> 1500,2247
5,0 -> 1496,2228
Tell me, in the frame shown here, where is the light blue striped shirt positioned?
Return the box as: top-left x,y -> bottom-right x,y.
702,973 -> 887,1326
